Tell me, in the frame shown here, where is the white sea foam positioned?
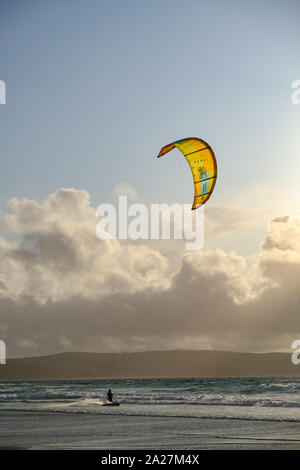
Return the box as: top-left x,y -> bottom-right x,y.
1,377 -> 300,422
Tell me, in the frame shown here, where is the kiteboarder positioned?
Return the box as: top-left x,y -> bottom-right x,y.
107,389 -> 113,403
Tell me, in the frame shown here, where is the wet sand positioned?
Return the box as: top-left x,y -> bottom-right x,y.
0,411 -> 300,450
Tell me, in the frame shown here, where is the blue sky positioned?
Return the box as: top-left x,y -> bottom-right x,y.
0,0 -> 299,219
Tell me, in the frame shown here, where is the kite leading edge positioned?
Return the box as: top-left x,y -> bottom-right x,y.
157,137 -> 217,210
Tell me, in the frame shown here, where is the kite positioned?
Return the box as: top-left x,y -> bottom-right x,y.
157,137 -> 217,210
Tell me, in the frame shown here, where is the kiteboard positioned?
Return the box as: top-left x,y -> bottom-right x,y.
102,401 -> 120,407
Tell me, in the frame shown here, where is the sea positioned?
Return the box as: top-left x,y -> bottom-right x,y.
1,376 -> 300,423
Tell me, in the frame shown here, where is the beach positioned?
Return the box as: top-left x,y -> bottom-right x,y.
1,410 -> 300,450
0,377 -> 300,450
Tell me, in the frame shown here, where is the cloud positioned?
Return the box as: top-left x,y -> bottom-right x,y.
113,182 -> 138,201
0,188 -> 300,357
1,188 -> 170,304
260,216 -> 300,288
204,204 -> 258,239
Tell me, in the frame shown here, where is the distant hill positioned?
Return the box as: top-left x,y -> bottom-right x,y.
0,350 -> 299,380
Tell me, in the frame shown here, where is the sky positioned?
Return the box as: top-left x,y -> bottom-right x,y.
0,0 -> 300,357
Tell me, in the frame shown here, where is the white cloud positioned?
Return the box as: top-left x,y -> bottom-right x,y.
0,188 -> 300,356
113,183 -> 138,201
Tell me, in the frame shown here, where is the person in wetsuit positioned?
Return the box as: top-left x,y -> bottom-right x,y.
107,389 -> 113,403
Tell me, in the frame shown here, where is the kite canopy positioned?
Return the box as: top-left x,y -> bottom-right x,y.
157,137 -> 217,210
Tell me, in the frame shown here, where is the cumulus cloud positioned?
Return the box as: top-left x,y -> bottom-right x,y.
0,188 -> 299,357
1,188 -> 170,304
205,204 -> 258,239
113,182 -> 138,201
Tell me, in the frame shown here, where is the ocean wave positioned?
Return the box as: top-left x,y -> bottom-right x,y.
1,405 -> 300,424
1,377 -> 300,423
